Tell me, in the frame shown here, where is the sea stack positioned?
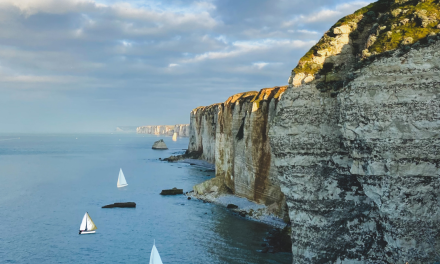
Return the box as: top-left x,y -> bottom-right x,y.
152,139 -> 168,150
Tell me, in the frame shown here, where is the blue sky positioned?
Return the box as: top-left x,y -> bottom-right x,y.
0,0 -> 373,133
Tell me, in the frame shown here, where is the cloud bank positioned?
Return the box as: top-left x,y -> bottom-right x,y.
0,0 -> 374,132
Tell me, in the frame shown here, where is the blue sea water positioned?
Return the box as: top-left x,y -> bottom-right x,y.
0,134 -> 292,264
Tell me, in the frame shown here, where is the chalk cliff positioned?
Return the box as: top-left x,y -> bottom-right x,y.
188,104 -> 221,163
190,87 -> 289,219
136,124 -> 189,137
270,0 -> 440,263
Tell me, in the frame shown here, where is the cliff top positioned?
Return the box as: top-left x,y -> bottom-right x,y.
225,91 -> 259,105
192,103 -> 223,114
290,0 -> 440,87
250,86 -> 288,110
192,86 -> 288,113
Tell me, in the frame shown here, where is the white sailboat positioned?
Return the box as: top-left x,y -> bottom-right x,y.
149,241 -> 163,264
117,168 -> 128,188
79,212 -> 97,234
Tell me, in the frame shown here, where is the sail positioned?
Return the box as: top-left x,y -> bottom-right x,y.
79,213 -> 87,231
80,212 -> 97,231
86,213 -> 97,231
117,168 -> 128,187
149,244 -> 163,264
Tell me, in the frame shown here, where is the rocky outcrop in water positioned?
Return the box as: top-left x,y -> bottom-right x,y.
136,124 -> 189,137
160,188 -> 183,195
189,86 -> 290,219
152,139 -> 168,149
270,0 -> 440,262
102,202 -> 136,208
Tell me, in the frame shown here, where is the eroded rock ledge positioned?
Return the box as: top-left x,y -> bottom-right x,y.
188,86 -> 290,220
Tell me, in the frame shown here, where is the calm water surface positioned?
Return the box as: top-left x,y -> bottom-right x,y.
0,134 -> 292,264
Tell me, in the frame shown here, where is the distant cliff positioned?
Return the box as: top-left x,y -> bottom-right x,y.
270,0 -> 440,263
189,86 -> 289,219
136,124 -> 189,137
115,126 -> 137,133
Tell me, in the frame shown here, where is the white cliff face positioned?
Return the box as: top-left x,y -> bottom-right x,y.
270,42 -> 440,263
188,104 -> 220,164
136,124 -> 189,137
173,124 -> 190,137
189,87 -> 289,219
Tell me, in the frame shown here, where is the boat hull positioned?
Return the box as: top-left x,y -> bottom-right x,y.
117,184 -> 128,188
79,231 -> 96,234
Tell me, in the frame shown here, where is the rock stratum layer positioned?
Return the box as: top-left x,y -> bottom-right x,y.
270,0 -> 440,263
189,87 -> 290,219
136,124 -> 189,137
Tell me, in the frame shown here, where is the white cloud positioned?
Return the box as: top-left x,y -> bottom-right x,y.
0,0 -> 218,30
302,9 -> 341,23
0,74 -> 76,84
0,0 -> 103,16
282,1 -> 370,26
193,1 -> 216,11
111,2 -> 218,29
297,29 -> 319,34
121,40 -> 132,47
184,39 -> 314,63
215,35 -> 228,44
253,62 -> 269,69
168,63 -> 179,67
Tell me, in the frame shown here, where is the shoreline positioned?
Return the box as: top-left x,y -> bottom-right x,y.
180,159 -> 215,170
163,156 -> 288,228
188,191 -> 288,229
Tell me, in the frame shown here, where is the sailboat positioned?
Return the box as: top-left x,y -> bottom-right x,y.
79,212 -> 97,234
149,241 -> 163,264
117,168 -> 128,188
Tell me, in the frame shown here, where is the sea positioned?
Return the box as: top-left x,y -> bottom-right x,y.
0,134 -> 292,264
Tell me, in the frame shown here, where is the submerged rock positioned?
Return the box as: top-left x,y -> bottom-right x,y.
102,202 -> 136,208
152,139 -> 168,149
226,204 -> 238,209
160,187 -> 183,195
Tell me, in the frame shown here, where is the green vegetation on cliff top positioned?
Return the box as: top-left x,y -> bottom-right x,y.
294,0 -> 440,76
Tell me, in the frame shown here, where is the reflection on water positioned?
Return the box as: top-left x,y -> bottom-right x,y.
0,134 -> 292,264
172,133 -> 177,142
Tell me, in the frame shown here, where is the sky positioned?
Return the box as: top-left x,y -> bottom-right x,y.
0,0 -> 374,133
